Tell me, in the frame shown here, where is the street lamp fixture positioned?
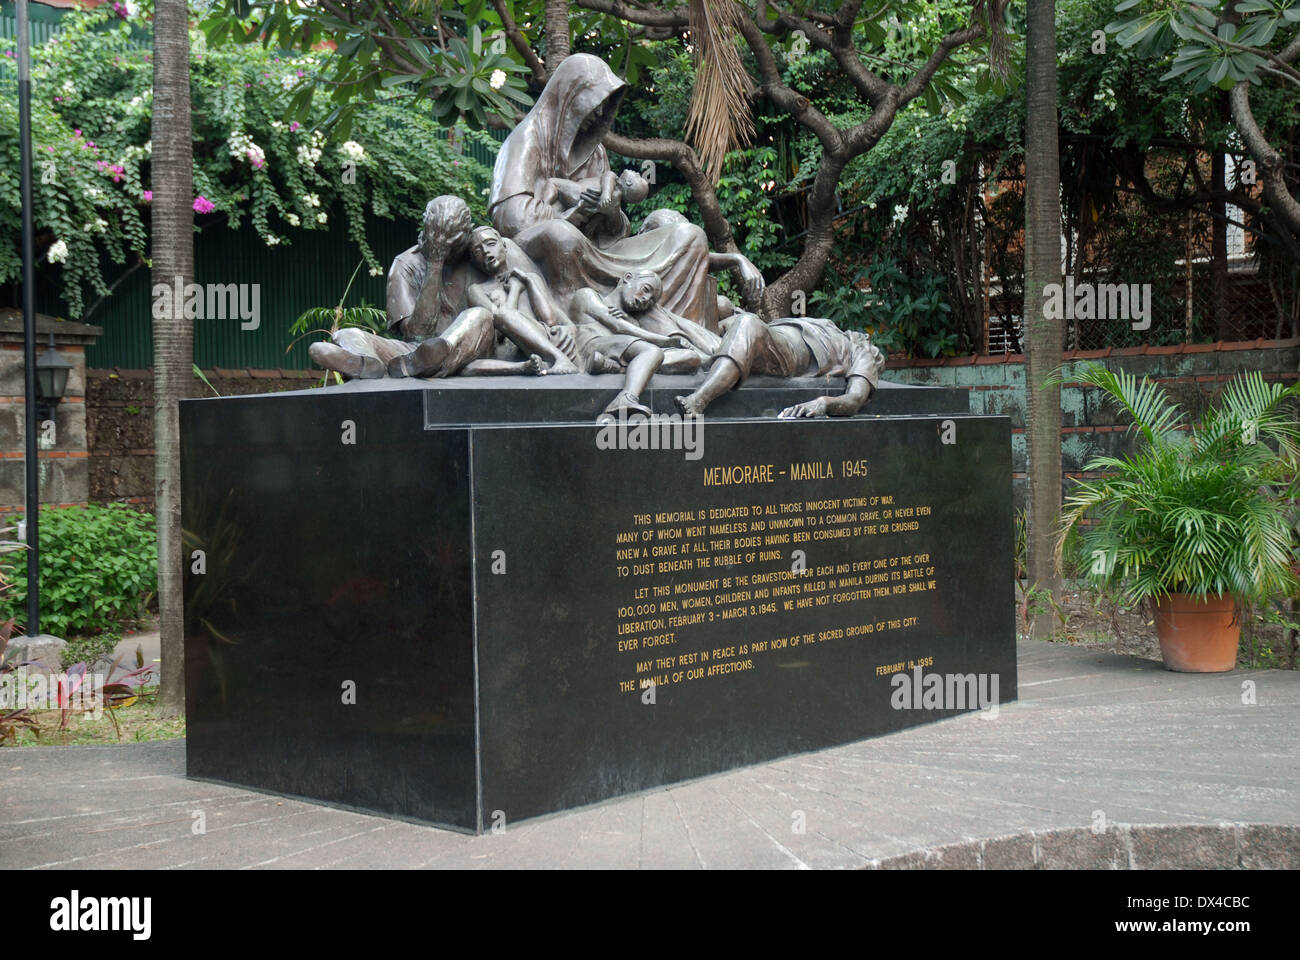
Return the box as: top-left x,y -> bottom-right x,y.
34,333 -> 73,423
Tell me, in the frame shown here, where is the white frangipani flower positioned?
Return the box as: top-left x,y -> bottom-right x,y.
489,68 -> 507,90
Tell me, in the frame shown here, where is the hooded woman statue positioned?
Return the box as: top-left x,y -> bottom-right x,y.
488,53 -> 725,331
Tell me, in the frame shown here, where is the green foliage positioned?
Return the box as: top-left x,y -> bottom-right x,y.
1058,363 -> 1300,604
61,633 -> 119,669
0,2 -> 491,317
288,259 -> 387,339
290,306 -> 387,338
814,246 -> 956,357
203,0 -> 536,133
616,53 -> 796,281
1109,0 -> 1300,92
207,1 -> 1013,354
0,504 -> 157,639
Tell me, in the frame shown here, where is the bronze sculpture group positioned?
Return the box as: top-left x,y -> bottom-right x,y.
309,54 -> 884,419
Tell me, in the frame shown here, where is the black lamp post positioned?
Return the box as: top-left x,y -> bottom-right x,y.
35,333 -> 73,423
16,0 -> 41,638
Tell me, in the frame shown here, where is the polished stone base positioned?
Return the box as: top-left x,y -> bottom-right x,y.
181,380 -> 1012,832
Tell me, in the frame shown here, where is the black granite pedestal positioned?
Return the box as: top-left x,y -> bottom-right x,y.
181,376 -> 1014,832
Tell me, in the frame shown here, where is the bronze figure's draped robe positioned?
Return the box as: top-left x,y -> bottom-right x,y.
488,54 -> 719,331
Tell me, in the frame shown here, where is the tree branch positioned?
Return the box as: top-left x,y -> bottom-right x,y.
835,1 -> 869,27
1191,21 -> 1300,86
758,0 -> 890,104
735,12 -> 845,152
603,131 -> 740,256
898,22 -> 985,101
493,0 -> 548,84
1230,79 -> 1300,238
573,0 -> 689,29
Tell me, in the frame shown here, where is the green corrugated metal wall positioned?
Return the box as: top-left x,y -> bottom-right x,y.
0,2 -> 64,45
84,213 -> 416,370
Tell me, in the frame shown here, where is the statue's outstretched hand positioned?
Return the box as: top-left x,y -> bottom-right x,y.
778,396 -> 830,419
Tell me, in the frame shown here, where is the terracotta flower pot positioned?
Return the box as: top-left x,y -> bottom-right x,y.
1152,593 -> 1240,673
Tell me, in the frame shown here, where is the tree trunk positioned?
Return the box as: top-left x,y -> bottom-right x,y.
1230,80 -> 1300,247
151,0 -> 195,717
544,0 -> 570,66
761,152 -> 848,319
1022,0 -> 1063,637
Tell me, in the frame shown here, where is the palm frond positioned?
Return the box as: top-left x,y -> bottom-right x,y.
1070,362 -> 1184,448
1199,371 -> 1300,459
684,0 -> 754,184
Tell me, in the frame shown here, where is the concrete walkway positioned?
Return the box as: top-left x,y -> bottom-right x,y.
2,640 -> 1297,869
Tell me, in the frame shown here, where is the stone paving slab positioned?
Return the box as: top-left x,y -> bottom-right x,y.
2,640 -> 1296,869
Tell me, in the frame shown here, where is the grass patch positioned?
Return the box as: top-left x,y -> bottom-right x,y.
2,687 -> 184,747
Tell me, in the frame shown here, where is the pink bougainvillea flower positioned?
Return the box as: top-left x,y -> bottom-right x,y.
142,190 -> 152,202
73,129 -> 81,137
289,121 -> 300,132
192,195 -> 215,214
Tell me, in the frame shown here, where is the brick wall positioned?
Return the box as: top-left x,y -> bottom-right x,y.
87,368 -> 319,507
0,315 -> 101,514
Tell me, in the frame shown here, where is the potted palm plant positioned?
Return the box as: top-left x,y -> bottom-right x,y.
1057,364 -> 1300,672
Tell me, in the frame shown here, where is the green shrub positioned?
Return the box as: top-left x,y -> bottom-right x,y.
61,633 -> 120,668
0,504 -> 156,639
